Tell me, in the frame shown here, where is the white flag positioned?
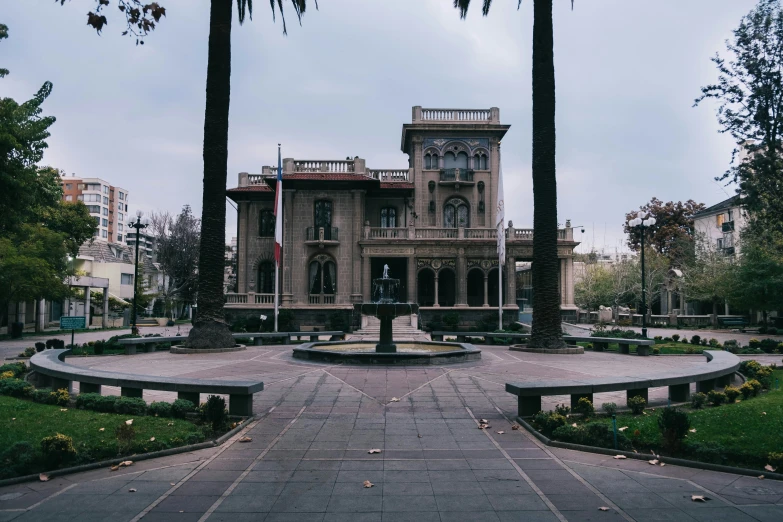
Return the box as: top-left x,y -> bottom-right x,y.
496,164 -> 506,265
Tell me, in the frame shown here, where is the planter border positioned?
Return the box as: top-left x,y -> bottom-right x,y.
0,415 -> 255,487
516,416 -> 783,482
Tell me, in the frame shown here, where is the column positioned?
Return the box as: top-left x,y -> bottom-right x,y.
506,257 -> 516,306
237,201 -> 249,292
102,288 -> 109,328
362,252 -> 371,302
351,191 -> 364,303
84,287 -> 91,328
35,299 -> 46,332
483,275 -> 489,307
560,259 -> 567,306
434,274 -> 440,307
456,252 -> 467,307
565,257 -> 574,306
407,256 -> 416,304
282,190 -> 295,304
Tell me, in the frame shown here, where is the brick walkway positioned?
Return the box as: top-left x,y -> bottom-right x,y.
1,344 -> 782,521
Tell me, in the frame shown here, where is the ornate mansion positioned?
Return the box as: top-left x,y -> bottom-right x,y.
226,106 -> 579,329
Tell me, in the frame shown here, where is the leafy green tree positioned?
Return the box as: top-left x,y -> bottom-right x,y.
66,0 -> 314,348
574,263 -> 613,311
150,206 -> 200,318
695,0 -> 783,239
623,198 -> 705,265
455,0 -> 566,348
681,235 -> 735,316
726,237 -> 783,324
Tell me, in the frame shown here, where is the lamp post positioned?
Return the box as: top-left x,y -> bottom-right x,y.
628,214 -> 656,338
128,211 -> 148,335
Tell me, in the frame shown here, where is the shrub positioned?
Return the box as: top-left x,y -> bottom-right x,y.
685,346 -> 699,354
663,337 -> 673,343
554,403 -> 570,416
652,347 -> 660,355
573,397 -> 595,417
0,378 -> 33,398
41,433 -> 76,467
531,411 -> 567,437
0,371 -> 14,380
627,395 -> 646,415
115,423 -> 136,455
708,338 -> 719,347
690,335 -> 701,345
93,341 -> 105,355
602,402 -> 618,416
654,336 -> 663,341
748,379 -> 763,396
171,399 -> 196,419
700,338 -> 708,346
749,338 -> 761,348
658,407 -> 690,452
724,386 -> 740,403
114,397 -> 147,415
201,395 -> 228,432
552,422 -> 632,451
508,322 -> 523,332
740,382 -> 755,399
48,388 -> 70,406
767,327 -> 778,335
0,362 -> 26,378
31,388 -> 56,405
672,334 -> 680,342
35,342 -> 45,352
443,312 -> 460,329
769,452 -> 783,470
755,366 -> 774,389
690,392 -> 708,409
0,442 -> 35,479
723,340 -> 739,353
739,360 -> 763,378
759,339 -> 779,354
75,393 -> 117,412
148,401 -> 173,417
20,347 -> 35,358
707,390 -> 727,406
681,338 -> 689,344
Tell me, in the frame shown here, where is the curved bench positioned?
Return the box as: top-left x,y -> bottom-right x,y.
30,349 -> 263,415
506,350 -> 740,416
117,332 -> 346,355
431,332 -> 655,355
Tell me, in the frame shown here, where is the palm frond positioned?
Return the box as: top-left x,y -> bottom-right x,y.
237,0 -> 253,24
269,0 -> 314,35
454,0 -> 495,18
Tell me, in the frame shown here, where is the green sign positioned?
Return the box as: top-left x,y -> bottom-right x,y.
60,316 -> 86,330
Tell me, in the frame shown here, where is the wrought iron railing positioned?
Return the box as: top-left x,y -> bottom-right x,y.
305,227 -> 339,241
439,168 -> 474,182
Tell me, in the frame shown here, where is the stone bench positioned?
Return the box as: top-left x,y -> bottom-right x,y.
430,332 -> 655,355
30,349 -> 263,415
506,350 -> 740,417
117,332 -> 347,354
431,331 -> 530,344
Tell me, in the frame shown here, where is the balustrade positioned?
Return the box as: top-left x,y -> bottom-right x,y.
439,168 -> 474,182
294,160 -> 354,173
309,294 -> 336,305
464,228 -> 497,239
368,227 -> 409,239
305,227 -> 339,242
414,228 -> 458,239
420,108 -> 491,122
225,293 -> 248,304
369,169 -> 410,182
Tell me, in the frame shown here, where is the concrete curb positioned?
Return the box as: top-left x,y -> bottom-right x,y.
0,415 -> 257,488
515,417 -> 783,482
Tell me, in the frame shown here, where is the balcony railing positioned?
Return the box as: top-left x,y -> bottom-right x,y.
225,293 -> 275,305
368,227 -> 409,239
722,221 -> 735,232
309,294 -> 336,305
464,228 -> 497,239
419,108 -> 492,122
305,227 -> 339,242
439,168 -> 474,182
295,160 -> 354,173
369,169 -> 410,182
415,228 -> 458,239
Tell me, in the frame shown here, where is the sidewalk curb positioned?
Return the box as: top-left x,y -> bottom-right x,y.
0,415 -> 256,488
516,417 -> 783,482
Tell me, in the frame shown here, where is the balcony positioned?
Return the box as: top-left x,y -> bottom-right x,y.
367,227 -> 410,239
309,294 -> 336,305
305,226 -> 339,246
722,221 -> 735,232
225,293 -> 275,307
439,168 -> 475,186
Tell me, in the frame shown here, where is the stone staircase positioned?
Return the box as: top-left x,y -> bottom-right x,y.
351,315 -> 422,338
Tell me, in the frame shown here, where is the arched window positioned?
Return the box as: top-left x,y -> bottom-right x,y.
380,207 -> 396,228
444,197 -> 470,228
309,256 -> 337,297
424,152 -> 438,170
444,151 -> 469,169
257,261 -> 275,294
473,153 -> 488,170
259,209 -> 275,237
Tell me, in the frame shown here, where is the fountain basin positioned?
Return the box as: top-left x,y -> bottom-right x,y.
292,341 -> 481,365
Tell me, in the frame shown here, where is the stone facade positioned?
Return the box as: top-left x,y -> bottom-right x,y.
226,107 -> 579,328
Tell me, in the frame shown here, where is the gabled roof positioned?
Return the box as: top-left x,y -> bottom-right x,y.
693,195 -> 741,218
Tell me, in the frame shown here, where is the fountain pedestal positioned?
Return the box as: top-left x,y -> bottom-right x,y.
375,304 -> 398,353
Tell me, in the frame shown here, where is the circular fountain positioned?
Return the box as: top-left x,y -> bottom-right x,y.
292,265 -> 481,364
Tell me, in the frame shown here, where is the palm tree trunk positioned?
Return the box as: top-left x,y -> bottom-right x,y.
530,0 -> 565,349
187,0 -> 236,349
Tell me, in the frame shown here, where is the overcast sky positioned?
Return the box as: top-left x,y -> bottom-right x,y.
4,0 -> 758,253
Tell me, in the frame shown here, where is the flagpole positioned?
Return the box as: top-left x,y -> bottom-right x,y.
274,143 -> 282,333
274,261 -> 279,332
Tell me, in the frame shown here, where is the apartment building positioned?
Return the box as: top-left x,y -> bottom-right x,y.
60,175 -> 130,243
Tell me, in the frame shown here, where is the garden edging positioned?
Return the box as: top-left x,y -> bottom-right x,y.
516,416 -> 783,482
0,415 -> 256,488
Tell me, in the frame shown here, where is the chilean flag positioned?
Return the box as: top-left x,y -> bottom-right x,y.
274,144 -> 283,263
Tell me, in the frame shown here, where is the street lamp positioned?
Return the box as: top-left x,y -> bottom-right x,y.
628,214 -> 656,338
128,210 -> 148,335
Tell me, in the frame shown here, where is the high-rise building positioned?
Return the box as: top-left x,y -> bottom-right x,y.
60,175 -> 130,244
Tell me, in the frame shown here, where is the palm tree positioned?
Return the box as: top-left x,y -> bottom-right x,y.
455,0 -> 566,348
188,0 -> 312,349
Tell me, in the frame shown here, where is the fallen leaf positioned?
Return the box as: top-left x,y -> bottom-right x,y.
418,434 -> 422,438
60,409 -> 67,412
119,461 -> 133,467
613,455 -> 627,460
511,424 -> 520,430
128,488 -> 136,493
762,412 -> 767,415
598,507 -> 610,511
110,465 -> 119,472
39,473 -> 49,482
99,428 -> 105,432
689,429 -> 696,433
642,411 -> 648,415
758,475 -> 765,480
691,495 -> 710,502
571,423 -> 578,428
618,426 -> 628,432
363,480 -> 374,488
368,449 -> 382,454
660,463 -> 666,467
648,460 -> 659,465
238,436 -> 252,443
390,397 -> 400,402
496,431 -> 505,435
478,423 -> 490,430
125,419 -> 133,425
170,483 -> 175,486
480,419 -> 488,424
167,422 -> 174,426
149,437 -> 155,442
765,465 -> 777,472
11,418 -> 15,421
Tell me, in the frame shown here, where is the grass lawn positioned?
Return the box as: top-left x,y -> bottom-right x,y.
0,395 -> 206,478
567,370 -> 783,470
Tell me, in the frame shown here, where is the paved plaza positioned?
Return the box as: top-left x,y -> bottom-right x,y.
2,343 -> 782,521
